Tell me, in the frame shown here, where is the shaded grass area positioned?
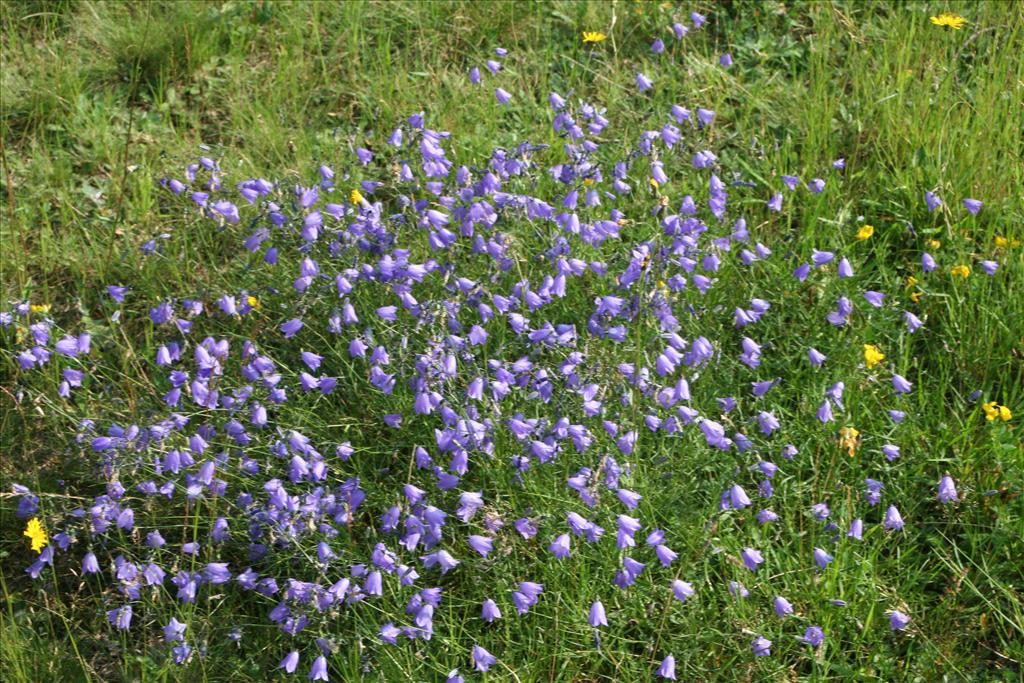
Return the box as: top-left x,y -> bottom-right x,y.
1,1 -> 1023,681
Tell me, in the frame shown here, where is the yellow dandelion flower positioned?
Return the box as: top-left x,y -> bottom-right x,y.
930,13 -> 968,30
951,264 -> 970,278
856,224 -> 875,240
30,304 -> 51,314
839,427 -> 861,457
994,236 -> 1007,247
350,188 -> 364,205
582,31 -> 607,44
999,405 -> 1013,422
24,517 -> 48,553
864,344 -> 885,369
910,291 -> 923,303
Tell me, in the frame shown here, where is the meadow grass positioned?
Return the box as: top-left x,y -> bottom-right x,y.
1,1 -> 1023,681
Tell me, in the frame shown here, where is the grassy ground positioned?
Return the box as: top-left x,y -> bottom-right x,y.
1,1 -> 1023,681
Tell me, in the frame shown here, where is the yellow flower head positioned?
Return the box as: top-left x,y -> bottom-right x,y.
246,295 -> 260,309
30,304 -> 51,314
930,13 -> 968,29
951,264 -> 971,278
864,344 -> 885,369
983,401 -> 1000,421
910,291 -> 923,303
583,178 -> 595,186
648,177 -> 660,190
994,236 -> 1007,247
985,402 -> 1014,422
856,224 -> 875,240
839,427 -> 861,457
350,188 -> 364,205
928,239 -> 941,249
582,31 -> 607,44
906,276 -> 919,288
24,517 -> 48,553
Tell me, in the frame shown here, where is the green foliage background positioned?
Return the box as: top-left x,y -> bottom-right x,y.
1,1 -> 1022,681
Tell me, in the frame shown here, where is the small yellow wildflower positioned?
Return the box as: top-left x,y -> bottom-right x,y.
984,402 -> 1014,422
350,188 -> 364,205
906,276 -> 918,288
930,13 -> 968,30
856,224 -> 875,240
839,427 -> 861,457
994,236 -> 1007,247
24,517 -> 48,553
951,264 -> 971,278
582,31 -> 607,44
246,295 -> 260,309
910,291 -> 923,303
29,304 -> 51,314
864,344 -> 885,369
583,178 -> 595,186
928,239 -> 941,249
1012,239 -> 1022,248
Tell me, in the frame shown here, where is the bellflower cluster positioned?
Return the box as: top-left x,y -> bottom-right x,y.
2,14 -> 1013,678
